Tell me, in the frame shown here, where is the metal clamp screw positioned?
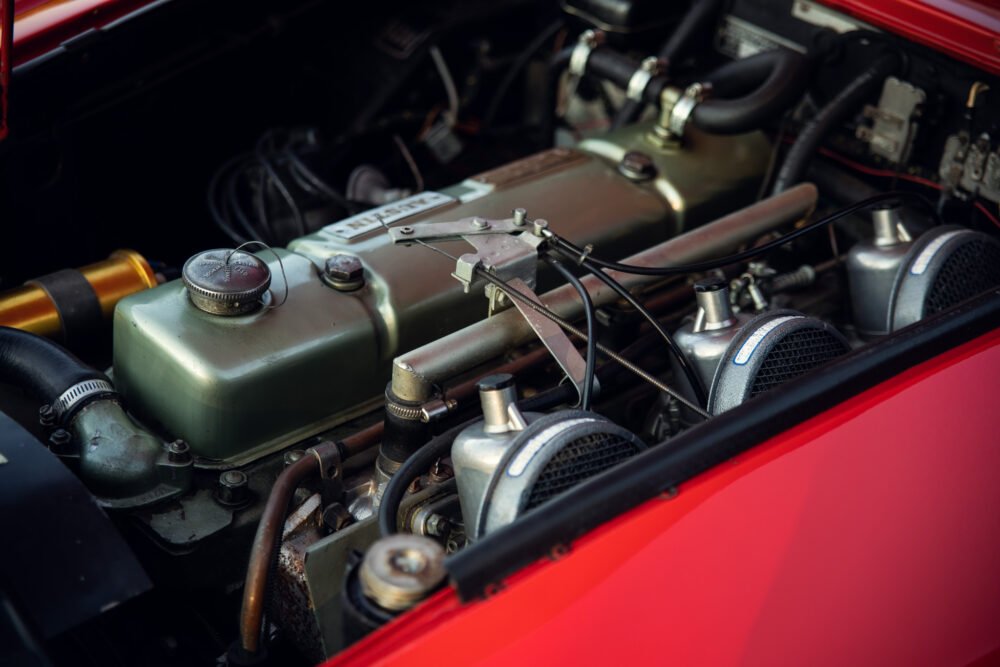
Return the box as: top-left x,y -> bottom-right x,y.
626,56 -> 664,102
667,82 -> 707,139
569,29 -> 605,78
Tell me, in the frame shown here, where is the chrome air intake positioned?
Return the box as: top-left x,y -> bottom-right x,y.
708,311 -> 851,414
454,404 -> 646,541
889,226 -> 1000,331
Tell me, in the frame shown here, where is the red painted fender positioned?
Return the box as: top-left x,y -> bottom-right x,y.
327,329 -> 1000,667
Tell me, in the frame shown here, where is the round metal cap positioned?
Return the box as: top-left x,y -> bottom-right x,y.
182,249 -> 271,316
359,534 -> 446,612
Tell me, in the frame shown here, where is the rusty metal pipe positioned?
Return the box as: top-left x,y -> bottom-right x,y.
239,424 -> 380,656
238,343 -> 555,656
391,184 -> 818,402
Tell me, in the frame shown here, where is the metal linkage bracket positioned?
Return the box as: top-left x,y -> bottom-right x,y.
389,212 -> 592,404
389,213 -> 545,316
504,278 -> 594,406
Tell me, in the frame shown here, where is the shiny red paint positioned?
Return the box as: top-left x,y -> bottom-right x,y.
819,0 -> 1000,76
12,0 -> 156,65
0,0 -> 9,140
327,327 -> 1000,667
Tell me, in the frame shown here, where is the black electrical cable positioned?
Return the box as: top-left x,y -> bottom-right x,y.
549,247 -> 708,407
473,267 -> 710,418
544,256 -> 597,411
255,134 -> 307,238
550,191 -> 937,277
482,19 -> 565,130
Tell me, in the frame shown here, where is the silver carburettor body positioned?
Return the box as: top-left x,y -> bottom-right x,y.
846,205 -> 913,337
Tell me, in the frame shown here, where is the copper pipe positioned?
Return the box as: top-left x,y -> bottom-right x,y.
239,423 -> 382,655
0,249 -> 157,339
238,345 -> 552,655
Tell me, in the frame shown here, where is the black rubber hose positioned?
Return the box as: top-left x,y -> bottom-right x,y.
770,53 -> 899,194
807,160 -> 880,204
538,46 -> 574,145
0,327 -> 108,407
612,0 -> 724,129
692,49 -> 811,135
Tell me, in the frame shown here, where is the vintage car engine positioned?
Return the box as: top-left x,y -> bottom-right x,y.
1,0 -> 999,665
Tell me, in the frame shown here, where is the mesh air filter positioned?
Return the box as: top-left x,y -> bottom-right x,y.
477,411 -> 645,537
708,310 -> 850,415
889,227 -> 1000,330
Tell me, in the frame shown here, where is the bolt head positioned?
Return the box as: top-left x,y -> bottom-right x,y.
167,440 -> 191,463
49,428 -> 72,450
618,151 -> 657,181
220,470 -> 247,488
472,217 -> 490,230
324,254 -> 364,282
216,469 -> 249,505
38,404 -> 56,427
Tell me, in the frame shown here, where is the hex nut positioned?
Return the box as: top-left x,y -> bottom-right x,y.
217,469 -> 249,505
617,151 -> 657,181
321,255 -> 365,291
167,440 -> 191,463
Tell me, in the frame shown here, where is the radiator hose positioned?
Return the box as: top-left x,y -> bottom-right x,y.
612,0 -> 724,128
693,49 -> 811,135
0,326 -> 112,419
560,46 -> 808,136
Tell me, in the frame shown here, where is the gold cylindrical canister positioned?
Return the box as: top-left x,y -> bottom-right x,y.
0,250 -> 157,339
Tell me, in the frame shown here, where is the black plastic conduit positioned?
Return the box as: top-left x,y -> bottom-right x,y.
770,52 -> 899,194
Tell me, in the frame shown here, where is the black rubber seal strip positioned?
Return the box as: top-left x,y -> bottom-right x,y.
27,269 -> 103,346
446,289 -> 1000,601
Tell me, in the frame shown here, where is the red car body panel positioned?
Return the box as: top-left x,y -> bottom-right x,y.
821,0 -> 1000,76
1,0 -> 10,140
6,0 -> 1000,73
11,0 -> 155,65
327,328 -> 1000,667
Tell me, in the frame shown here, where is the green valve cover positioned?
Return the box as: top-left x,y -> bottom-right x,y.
112,125 -> 769,464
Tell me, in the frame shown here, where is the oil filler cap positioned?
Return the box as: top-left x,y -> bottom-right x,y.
182,249 -> 271,316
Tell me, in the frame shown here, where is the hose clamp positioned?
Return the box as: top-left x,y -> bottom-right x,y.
626,57 -> 664,102
54,379 -> 116,421
668,82 -> 707,138
568,29 -> 605,78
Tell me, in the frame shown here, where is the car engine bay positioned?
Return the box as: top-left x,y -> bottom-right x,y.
1,0 -> 999,664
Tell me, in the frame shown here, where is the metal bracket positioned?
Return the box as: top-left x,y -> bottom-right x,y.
504,277 -> 595,406
390,213 -> 594,405
389,213 -> 544,316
